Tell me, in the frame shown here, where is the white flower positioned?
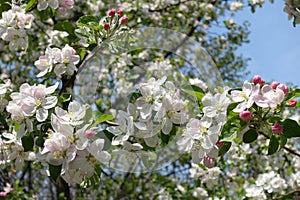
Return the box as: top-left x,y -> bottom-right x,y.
202,92 -> 231,123
155,93 -> 188,135
10,82 -> 58,122
2,27 -> 27,51
177,118 -> 220,163
230,2 -> 243,11
35,47 -> 62,77
192,187 -> 208,198
245,185 -> 266,199
54,44 -> 80,76
37,0 -> 59,11
88,139 -> 111,165
254,85 -> 285,108
0,79 -> 11,95
55,101 -> 86,126
108,110 -> 134,143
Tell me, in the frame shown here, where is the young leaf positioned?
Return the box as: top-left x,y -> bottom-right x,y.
242,128 -> 258,143
92,113 -> 114,126
268,135 -> 279,155
25,0 -> 37,11
181,84 -> 205,102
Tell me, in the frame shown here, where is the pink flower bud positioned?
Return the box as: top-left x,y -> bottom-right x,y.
117,9 -> 123,16
272,123 -> 283,134
0,192 -> 6,197
271,81 -> 280,90
120,16 -> 128,24
58,7 -> 67,16
108,9 -> 116,17
253,75 -> 262,85
287,99 -> 297,107
216,141 -> 224,148
85,130 -> 95,139
277,84 -> 289,96
203,156 -> 215,168
239,110 -> 252,122
104,23 -> 110,30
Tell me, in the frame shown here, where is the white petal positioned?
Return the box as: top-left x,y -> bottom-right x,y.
36,108 -> 48,122
162,118 -> 172,135
42,96 -> 57,109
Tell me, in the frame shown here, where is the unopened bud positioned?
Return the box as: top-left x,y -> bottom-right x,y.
104,23 -> 110,30
85,130 -> 96,139
272,122 -> 283,134
216,141 -> 224,148
121,15 -> 128,24
239,110 -> 252,122
108,9 -> 116,17
203,156 -> 215,168
253,75 -> 264,85
271,81 -> 280,90
117,9 -> 123,16
287,99 -> 297,107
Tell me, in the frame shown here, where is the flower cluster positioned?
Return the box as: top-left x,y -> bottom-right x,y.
177,89 -> 231,164
34,44 -> 80,77
7,82 -> 58,123
284,0 -> 300,25
37,0 -> 75,12
41,102 -> 111,184
108,76 -> 188,149
0,4 -> 34,51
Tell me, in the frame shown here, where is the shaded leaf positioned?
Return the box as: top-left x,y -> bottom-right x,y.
49,164 -> 62,182
21,134 -> 34,152
242,128 -> 258,143
268,135 -> 279,155
282,119 -> 300,138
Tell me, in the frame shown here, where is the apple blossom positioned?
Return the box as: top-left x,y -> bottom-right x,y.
277,83 -> 289,96
271,81 -> 280,89
121,16 -> 128,24
253,75 -> 264,85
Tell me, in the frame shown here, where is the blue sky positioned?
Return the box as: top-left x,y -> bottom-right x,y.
235,0 -> 300,86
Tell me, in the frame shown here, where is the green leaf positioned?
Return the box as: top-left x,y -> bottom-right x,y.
282,119 -> 300,138
268,135 -> 279,155
181,84 -> 205,102
77,15 -> 100,30
92,113 -> 114,126
0,111 -> 8,130
280,135 -> 287,149
25,0 -> 37,12
35,136 -> 45,148
242,128 -> 258,143
58,93 -> 71,102
49,164 -> 62,182
128,91 -> 142,103
21,134 -> 34,152
218,142 -> 231,157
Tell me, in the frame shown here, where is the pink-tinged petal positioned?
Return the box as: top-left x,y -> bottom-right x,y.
42,96 -> 57,109
34,87 -> 46,99
36,108 -> 48,122
261,85 -> 272,94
